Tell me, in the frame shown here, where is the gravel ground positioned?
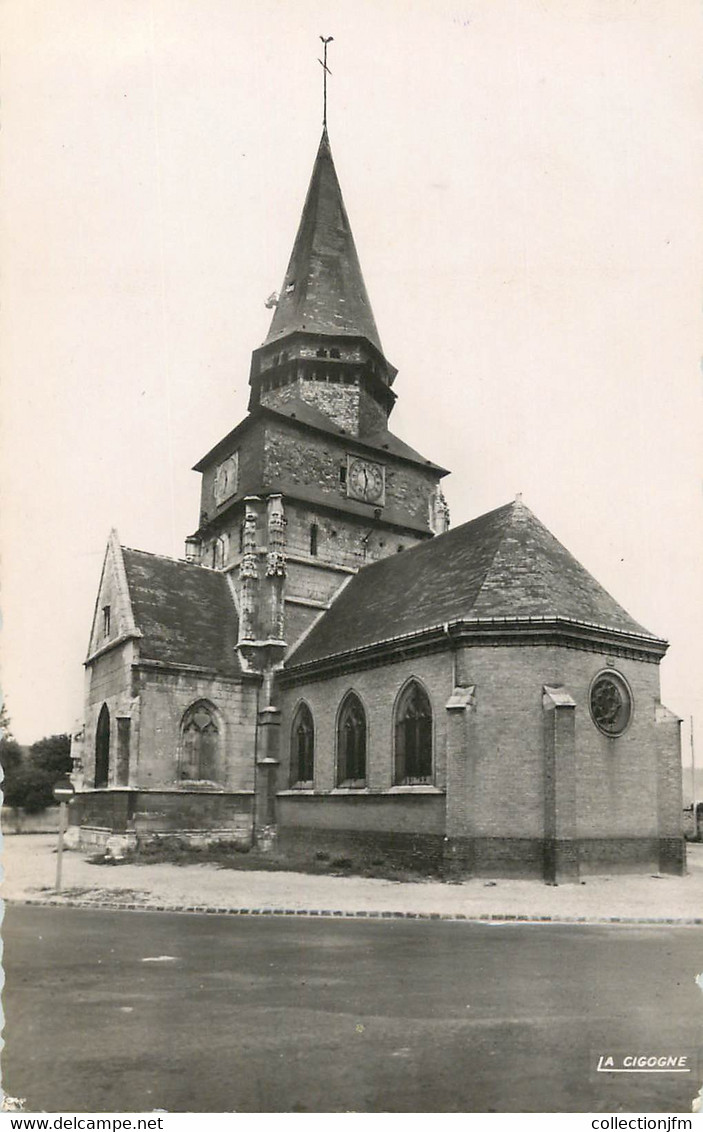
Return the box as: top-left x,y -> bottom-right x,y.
2,834 -> 702,922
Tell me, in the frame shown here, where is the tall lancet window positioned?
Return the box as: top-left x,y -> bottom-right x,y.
95,703 -> 110,788
290,703 -> 314,787
179,701 -> 221,783
337,693 -> 367,787
394,681 -> 433,785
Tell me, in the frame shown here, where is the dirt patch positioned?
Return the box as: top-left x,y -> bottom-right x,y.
59,886 -> 152,905
88,839 -> 439,884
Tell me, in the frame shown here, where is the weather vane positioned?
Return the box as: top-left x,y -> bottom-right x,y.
319,36 -> 333,128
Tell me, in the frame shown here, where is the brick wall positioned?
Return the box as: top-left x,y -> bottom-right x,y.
276,638 -> 682,875
277,653 -> 452,794
449,645 -> 548,840
557,650 -> 662,839
444,644 -> 669,844
277,822 -> 445,872
277,793 -> 445,834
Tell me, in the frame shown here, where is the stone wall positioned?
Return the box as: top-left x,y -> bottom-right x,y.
133,668 -> 259,792
2,806 -> 61,834
199,420 -> 265,527
70,788 -> 254,849
296,378 -> 360,435
83,641 -> 139,789
262,419 -> 440,532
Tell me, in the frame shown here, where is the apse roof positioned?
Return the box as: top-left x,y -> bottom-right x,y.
286,499 -> 663,669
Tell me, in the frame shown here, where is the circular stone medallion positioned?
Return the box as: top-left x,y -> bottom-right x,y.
589,671 -> 632,736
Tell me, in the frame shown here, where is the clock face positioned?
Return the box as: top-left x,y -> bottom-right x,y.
347,457 -> 385,504
213,452 -> 239,506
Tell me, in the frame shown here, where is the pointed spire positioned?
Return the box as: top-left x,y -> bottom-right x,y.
264,129 -> 383,353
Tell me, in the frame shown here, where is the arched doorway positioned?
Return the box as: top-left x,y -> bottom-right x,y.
95,704 -> 110,788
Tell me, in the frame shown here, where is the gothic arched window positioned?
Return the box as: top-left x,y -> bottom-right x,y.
95,703 -> 110,788
337,693 -> 367,786
179,701 -> 221,783
290,703 -> 314,786
394,681 -> 433,785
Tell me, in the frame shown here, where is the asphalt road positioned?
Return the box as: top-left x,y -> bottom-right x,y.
3,905 -> 702,1113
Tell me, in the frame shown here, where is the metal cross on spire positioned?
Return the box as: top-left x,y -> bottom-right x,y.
319,36 -> 333,128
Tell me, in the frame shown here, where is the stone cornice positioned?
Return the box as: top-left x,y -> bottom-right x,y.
279,616 -> 668,686
84,630 -> 142,667
134,658 -> 261,684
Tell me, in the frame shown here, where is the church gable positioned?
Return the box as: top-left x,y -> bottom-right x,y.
86,530 -> 139,659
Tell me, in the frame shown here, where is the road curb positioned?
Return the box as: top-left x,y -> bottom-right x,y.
5,896 -> 702,926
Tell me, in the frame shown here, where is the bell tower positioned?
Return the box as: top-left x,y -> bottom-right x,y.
188,73 -> 450,660
249,127 -> 397,442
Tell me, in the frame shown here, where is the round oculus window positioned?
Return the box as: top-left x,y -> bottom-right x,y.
589,671 -> 632,736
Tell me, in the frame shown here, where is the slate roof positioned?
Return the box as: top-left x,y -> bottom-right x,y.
287,500 -> 661,669
122,548 -> 241,676
265,396 -> 448,473
264,129 -> 383,353
193,397 -> 447,477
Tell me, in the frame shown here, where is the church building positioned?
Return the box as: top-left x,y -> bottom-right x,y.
70,120 -> 685,883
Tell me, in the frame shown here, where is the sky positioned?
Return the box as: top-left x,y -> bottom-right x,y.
1,0 -> 702,781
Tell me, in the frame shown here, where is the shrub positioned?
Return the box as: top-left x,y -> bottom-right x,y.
2,734 -> 72,813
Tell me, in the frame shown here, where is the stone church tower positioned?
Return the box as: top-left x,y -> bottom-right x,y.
70,119 -> 684,883
188,127 -> 449,654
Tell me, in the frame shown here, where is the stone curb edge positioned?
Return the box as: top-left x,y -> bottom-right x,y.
5,897 -> 702,926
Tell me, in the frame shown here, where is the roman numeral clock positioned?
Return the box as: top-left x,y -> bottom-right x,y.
346,456 -> 385,505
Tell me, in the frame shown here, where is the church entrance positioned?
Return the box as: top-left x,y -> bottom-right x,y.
95,704 -> 110,788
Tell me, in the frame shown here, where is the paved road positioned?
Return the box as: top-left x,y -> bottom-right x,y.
3,905 -> 702,1113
